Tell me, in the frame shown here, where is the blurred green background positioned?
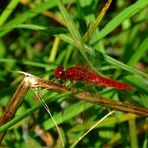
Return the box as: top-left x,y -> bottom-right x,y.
0,0 -> 148,147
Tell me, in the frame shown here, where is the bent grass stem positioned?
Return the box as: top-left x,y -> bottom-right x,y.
0,72 -> 148,143
0,77 -> 30,141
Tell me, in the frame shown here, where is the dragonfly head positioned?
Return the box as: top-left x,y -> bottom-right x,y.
54,66 -> 65,79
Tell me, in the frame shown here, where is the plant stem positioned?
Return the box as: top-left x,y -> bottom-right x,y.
30,74 -> 148,116
0,78 -> 30,142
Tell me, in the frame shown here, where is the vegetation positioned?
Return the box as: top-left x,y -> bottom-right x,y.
0,0 -> 148,147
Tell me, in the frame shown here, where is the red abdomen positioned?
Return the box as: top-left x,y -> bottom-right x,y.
88,73 -> 133,90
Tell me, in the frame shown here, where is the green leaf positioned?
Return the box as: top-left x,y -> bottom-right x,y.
127,38 -> 148,66
97,0 -> 148,40
42,101 -> 92,130
0,0 -> 69,37
56,0 -> 95,65
0,0 -> 20,27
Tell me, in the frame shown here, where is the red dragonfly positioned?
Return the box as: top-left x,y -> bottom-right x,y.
54,64 -> 133,90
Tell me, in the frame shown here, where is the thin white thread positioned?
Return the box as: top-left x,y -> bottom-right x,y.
33,88 -> 65,147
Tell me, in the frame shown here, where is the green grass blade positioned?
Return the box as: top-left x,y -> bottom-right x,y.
0,58 -> 55,69
83,0 -> 112,42
129,119 -> 139,148
14,24 -> 47,30
42,101 -> 92,130
104,55 -> 148,78
55,34 -> 93,54
0,0 -> 69,37
57,0 -> 81,42
127,38 -> 148,67
56,0 -> 95,63
97,0 -> 148,40
0,0 -> 20,27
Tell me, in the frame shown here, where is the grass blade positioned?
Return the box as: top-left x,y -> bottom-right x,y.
56,0 -> 95,63
0,0 -> 20,27
97,0 -> 148,40
127,38 -> 148,66
0,0 -> 69,37
83,0 -> 112,42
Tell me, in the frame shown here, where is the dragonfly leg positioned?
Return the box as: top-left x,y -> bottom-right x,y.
51,77 -> 57,82
66,81 -> 75,91
66,81 -> 79,93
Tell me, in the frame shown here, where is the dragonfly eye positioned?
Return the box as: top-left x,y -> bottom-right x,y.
54,66 -> 65,78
